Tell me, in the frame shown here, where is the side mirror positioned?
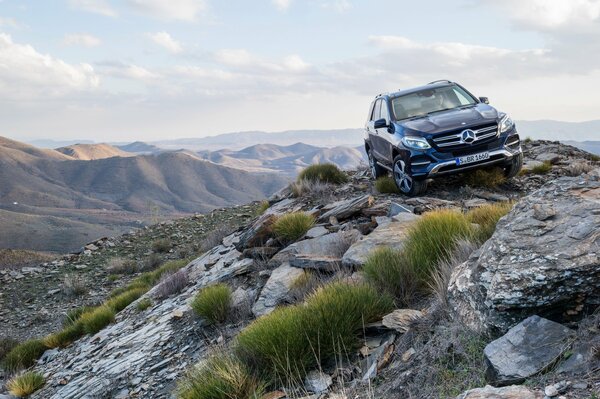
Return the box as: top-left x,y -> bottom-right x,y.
479,96 -> 489,104
374,118 -> 388,129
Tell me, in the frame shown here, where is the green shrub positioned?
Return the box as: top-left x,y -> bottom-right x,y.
256,200 -> 270,216
529,160 -> 553,174
363,246 -> 422,306
374,176 -> 399,194
137,298 -> 152,312
152,238 -> 172,253
272,212 -> 315,242
2,339 -> 47,372
0,338 -> 18,362
191,284 -> 232,324
464,168 -> 506,188
297,163 -> 348,184
467,202 -> 513,243
79,306 -> 115,335
177,354 -> 266,399
236,282 -> 393,381
142,253 -> 163,270
403,209 -> 474,277
106,287 -> 147,312
129,259 -> 188,290
63,306 -> 94,327
590,154 -> 600,162
523,136 -> 532,144
7,371 -> 45,397
43,322 -> 84,348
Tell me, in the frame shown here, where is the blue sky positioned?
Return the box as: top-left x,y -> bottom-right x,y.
1,0 -> 600,141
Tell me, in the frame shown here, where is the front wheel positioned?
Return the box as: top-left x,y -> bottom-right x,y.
368,149 -> 387,180
504,152 -> 523,179
393,155 -> 427,196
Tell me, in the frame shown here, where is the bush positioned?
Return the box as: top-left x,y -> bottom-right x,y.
6,371 -> 45,397
63,306 -> 94,327
297,163 -> 348,184
466,202 -> 513,243
0,338 -> 18,362
290,179 -> 334,199
106,288 -> 147,312
191,284 -> 232,324
464,168 -> 506,188
152,238 -> 172,253
155,269 -> 189,299
79,306 -> 115,335
43,322 -> 85,349
272,212 -> 315,242
62,273 -> 87,297
137,298 -> 152,312
142,253 -> 163,271
106,257 -> 137,274
288,271 -> 321,303
363,246 -> 422,306
177,353 -> 266,399
374,176 -> 399,194
2,339 -> 47,372
403,209 -> 474,277
236,282 -> 393,381
133,259 -> 188,289
256,200 -> 270,216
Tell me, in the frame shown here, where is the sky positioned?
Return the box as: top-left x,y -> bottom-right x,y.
1,0 -> 600,142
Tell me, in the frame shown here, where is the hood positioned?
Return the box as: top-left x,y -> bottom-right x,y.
398,104 -> 500,135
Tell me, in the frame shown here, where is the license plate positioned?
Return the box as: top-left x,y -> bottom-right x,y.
456,151 -> 490,166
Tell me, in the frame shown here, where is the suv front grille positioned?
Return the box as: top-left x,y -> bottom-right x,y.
431,124 -> 499,150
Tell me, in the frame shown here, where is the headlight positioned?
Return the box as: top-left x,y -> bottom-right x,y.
499,114 -> 514,133
402,136 -> 431,150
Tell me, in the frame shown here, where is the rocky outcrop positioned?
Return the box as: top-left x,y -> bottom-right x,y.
448,169 -> 600,333
252,263 -> 305,317
455,385 -> 543,399
483,315 -> 575,386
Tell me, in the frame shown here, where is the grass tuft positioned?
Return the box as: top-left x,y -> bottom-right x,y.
0,338 -> 18,362
79,306 -> 115,335
466,202 -> 513,243
256,200 -> 270,216
297,163 -> 348,184
137,298 -> 152,312
7,371 -> 45,397
191,283 -> 232,324
106,257 -> 137,274
374,176 -> 400,194
527,160 -> 553,174
43,322 -> 84,349
2,339 -> 47,372
106,287 -> 147,312
464,167 -> 506,188
177,353 -> 266,399
272,212 -> 315,242
152,238 -> 172,253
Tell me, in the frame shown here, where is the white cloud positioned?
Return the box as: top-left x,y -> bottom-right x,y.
214,49 -> 311,73
68,0 -> 117,17
63,33 -> 102,47
0,33 -> 99,99
500,0 -> 600,31
101,63 -> 160,81
320,0 -> 352,12
126,0 -> 207,21
272,0 -> 292,11
147,31 -> 183,54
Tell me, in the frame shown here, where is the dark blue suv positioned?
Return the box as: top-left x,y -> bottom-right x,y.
364,80 -> 522,196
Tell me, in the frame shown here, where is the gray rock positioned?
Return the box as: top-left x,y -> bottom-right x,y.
342,212 -> 418,267
381,309 -> 423,333
537,152 -> 561,163
304,370 -> 332,393
455,385 -> 543,399
318,195 -> 373,222
305,225 -> 329,239
252,263 -> 305,317
483,315 -> 575,385
388,202 -> 414,216
448,171 -> 600,332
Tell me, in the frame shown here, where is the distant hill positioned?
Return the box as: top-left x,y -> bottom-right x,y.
117,141 -> 162,154
0,136 -> 289,252
196,142 -> 366,176
563,141 -> 600,155
56,143 -> 135,160
516,120 -> 600,141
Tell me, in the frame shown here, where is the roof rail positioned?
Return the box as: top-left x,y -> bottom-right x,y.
376,92 -> 390,97
428,79 -> 452,85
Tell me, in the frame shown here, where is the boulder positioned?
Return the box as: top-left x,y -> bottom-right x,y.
448,171 -> 600,332
236,199 -> 301,250
342,212 -> 418,267
252,263 -> 305,317
483,315 -> 575,385
270,230 -> 362,272
455,385 -> 543,399
305,225 -> 329,239
318,195 -> 374,222
381,309 -> 423,333
304,370 -> 332,393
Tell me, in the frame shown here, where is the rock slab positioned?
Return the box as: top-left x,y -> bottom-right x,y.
455,385 -> 543,399
483,315 -> 575,386
252,263 -> 305,317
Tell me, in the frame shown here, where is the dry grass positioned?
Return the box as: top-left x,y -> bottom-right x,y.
272,212 -> 315,242
199,225 -> 234,253
6,371 -> 45,397
155,269 -> 189,299
374,176 -> 400,194
297,163 -> 348,184
105,257 -> 138,274
0,249 -> 55,270
466,202 -> 513,243
62,273 -> 87,297
141,253 -> 163,271
524,160 -> 553,175
290,179 -> 335,199
464,167 -> 506,188
256,200 -> 270,216
152,238 -> 172,253
565,161 -> 595,176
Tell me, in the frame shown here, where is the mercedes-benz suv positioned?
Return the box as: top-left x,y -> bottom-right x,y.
364,80 -> 523,196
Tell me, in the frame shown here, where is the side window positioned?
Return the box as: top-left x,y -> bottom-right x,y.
372,100 -> 381,121
380,100 -> 389,121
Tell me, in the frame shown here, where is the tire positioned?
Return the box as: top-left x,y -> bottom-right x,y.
393,155 -> 427,196
368,149 -> 387,180
504,152 -> 523,179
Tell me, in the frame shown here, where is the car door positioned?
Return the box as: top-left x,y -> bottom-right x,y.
366,99 -> 382,159
374,99 -> 392,165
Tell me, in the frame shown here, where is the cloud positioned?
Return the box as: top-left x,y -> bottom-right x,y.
147,31 -> 183,54
272,0 -> 292,11
0,33 -> 99,99
214,49 -> 311,73
499,0 -> 600,32
68,0 -> 117,17
126,0 -> 207,21
320,0 -> 352,12
100,63 -> 160,81
63,33 -> 102,47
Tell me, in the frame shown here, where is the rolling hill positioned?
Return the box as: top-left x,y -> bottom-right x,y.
0,137 -> 289,252
55,143 -> 135,160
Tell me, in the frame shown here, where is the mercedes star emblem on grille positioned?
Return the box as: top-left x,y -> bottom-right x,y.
461,129 -> 476,144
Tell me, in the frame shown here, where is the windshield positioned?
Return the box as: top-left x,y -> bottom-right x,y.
391,85 -> 477,120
